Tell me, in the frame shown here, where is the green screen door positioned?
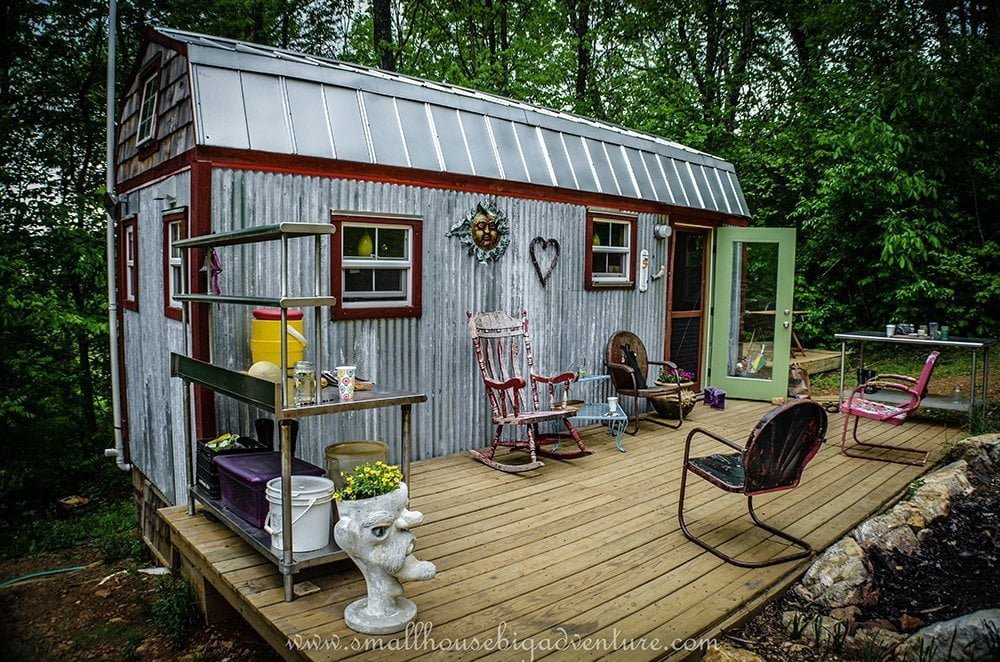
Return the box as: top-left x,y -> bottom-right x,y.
709,227 -> 796,401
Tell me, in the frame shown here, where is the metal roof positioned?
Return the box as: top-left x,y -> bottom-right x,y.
157,27 -> 750,216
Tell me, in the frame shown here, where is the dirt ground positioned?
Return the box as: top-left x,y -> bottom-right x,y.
0,544 -> 279,661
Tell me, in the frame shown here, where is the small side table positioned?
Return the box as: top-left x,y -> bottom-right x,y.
569,402 -> 629,452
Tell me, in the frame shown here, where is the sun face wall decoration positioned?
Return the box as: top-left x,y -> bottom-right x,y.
447,201 -> 511,263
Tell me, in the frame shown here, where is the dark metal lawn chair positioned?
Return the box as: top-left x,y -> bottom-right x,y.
467,310 -> 593,473
678,400 -> 828,568
839,351 -> 939,466
605,331 -> 685,435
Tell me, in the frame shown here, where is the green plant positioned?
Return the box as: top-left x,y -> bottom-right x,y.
903,478 -> 926,500
862,635 -> 895,662
915,636 -> 939,662
812,615 -> 827,652
787,611 -> 812,640
333,462 -> 403,501
150,574 -> 200,649
830,621 -> 849,655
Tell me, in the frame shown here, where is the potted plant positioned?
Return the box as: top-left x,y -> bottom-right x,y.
333,462 -> 436,634
651,368 -> 697,419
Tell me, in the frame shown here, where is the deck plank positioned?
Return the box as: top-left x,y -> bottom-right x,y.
160,403 -> 960,661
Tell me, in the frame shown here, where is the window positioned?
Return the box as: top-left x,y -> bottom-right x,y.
584,211 -> 638,289
162,210 -> 188,321
122,216 -> 139,310
136,72 -> 159,145
331,214 -> 422,320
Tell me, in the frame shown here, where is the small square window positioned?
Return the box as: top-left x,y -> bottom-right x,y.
332,215 -> 423,320
586,213 -> 636,289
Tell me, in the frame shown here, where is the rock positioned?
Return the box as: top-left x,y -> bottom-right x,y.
780,642 -> 809,655
857,619 -> 899,633
897,609 -> 1000,661
794,538 -> 875,607
701,642 -> 765,662
950,434 -> 1000,475
846,626 -> 907,657
852,510 -> 919,555
916,527 -> 933,541
899,613 -> 926,631
830,605 -> 862,623
905,460 -> 974,525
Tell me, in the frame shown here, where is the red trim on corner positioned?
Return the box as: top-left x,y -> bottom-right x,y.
583,211 -> 639,291
162,209 -> 188,321
121,216 -> 139,310
189,161 -> 216,438
330,214 -> 423,320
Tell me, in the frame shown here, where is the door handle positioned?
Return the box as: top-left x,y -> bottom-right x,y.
783,321 -> 790,328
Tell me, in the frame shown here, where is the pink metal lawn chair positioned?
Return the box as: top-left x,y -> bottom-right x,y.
839,351 -> 939,466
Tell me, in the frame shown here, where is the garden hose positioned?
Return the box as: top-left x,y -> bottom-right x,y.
0,565 -> 88,588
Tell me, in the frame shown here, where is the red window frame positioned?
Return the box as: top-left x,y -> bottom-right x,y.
121,215 -> 139,311
330,214 -> 423,321
162,209 -> 188,321
584,211 -> 639,290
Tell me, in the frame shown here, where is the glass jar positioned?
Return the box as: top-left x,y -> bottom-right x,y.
293,361 -> 316,406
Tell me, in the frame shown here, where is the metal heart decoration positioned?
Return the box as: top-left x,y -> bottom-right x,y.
529,236 -> 560,287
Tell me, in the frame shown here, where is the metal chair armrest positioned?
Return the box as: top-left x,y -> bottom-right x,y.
647,359 -> 679,368
683,427 -> 743,457
878,373 -> 917,383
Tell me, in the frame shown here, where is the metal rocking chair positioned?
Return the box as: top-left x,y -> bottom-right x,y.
606,331 -> 685,435
467,310 -> 593,473
839,351 -> 939,466
678,400 -> 828,568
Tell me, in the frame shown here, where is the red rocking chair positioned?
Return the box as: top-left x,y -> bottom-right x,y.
467,310 -> 593,473
839,351 -> 939,466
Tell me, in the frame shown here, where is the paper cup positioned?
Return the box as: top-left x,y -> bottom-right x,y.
336,365 -> 357,400
607,396 -> 619,413
886,324 -> 896,337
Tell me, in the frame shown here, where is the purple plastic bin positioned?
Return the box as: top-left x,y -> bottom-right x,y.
214,452 -> 324,528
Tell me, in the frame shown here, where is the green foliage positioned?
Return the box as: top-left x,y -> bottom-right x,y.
334,461 -> 403,500
1,498 -> 140,561
151,574 -> 200,648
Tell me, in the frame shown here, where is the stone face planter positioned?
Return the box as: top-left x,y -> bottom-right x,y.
650,381 -> 697,419
333,482 -> 436,634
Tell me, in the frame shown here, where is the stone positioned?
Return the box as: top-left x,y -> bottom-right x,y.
334,483 -> 437,635
846,627 -> 907,657
899,613 -> 926,631
950,434 -> 1000,475
852,510 -> 919,555
916,527 -> 933,542
781,612 -> 851,646
830,605 -> 862,623
897,609 -> 1000,662
794,537 -> 875,607
857,619 -> 899,632
905,460 -> 974,525
701,642 -> 765,662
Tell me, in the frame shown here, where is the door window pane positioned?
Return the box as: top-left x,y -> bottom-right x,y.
672,232 -> 705,311
726,242 -> 779,380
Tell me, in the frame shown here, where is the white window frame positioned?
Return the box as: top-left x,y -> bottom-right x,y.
591,217 -> 633,285
340,223 -> 413,309
166,219 -> 184,308
136,73 -> 159,146
125,224 -> 137,301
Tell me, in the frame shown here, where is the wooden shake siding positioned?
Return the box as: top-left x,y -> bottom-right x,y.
116,42 -> 195,186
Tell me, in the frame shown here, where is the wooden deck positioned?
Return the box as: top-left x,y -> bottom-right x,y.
161,400 -> 960,661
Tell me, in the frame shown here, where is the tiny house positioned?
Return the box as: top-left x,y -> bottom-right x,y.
114,27 -> 798,534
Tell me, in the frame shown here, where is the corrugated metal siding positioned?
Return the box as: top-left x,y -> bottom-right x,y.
208,168 -> 669,472
121,172 -> 192,503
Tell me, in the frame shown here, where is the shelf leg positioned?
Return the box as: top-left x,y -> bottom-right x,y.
280,419 -> 295,602
402,404 -> 412,489
970,349 -> 977,416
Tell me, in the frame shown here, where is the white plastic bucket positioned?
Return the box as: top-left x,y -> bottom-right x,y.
264,475 -> 335,552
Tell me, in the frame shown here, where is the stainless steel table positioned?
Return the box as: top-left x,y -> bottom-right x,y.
834,331 -> 996,416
